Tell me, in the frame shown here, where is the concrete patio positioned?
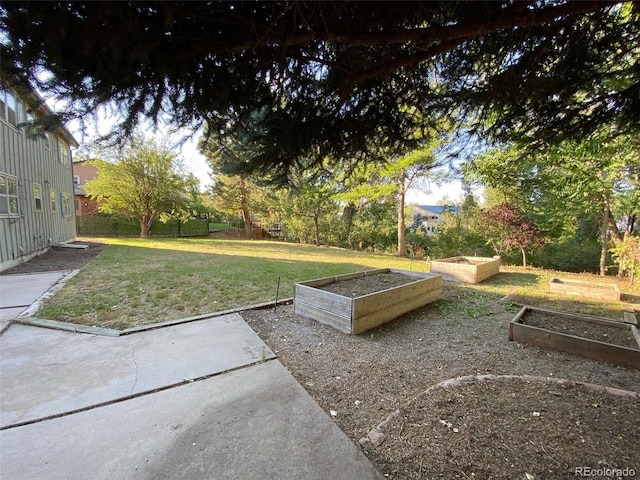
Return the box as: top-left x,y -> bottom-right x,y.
0,273 -> 383,480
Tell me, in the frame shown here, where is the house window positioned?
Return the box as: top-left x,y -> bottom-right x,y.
0,173 -> 20,217
43,131 -> 51,150
57,139 -> 70,166
34,183 -> 43,212
0,87 -> 19,126
0,88 -> 5,121
50,188 -> 57,212
62,192 -> 71,217
73,175 -> 80,185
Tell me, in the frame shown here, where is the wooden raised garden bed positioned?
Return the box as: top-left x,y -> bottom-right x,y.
294,269 -> 442,335
549,277 -> 621,301
509,306 -> 640,369
429,256 -> 501,283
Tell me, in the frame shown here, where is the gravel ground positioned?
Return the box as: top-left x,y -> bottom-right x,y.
242,280 -> 640,479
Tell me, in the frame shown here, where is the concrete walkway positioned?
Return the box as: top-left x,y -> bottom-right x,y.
0,274 -> 383,480
0,271 -> 71,330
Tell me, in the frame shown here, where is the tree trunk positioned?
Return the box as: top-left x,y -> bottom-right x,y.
140,215 -> 151,238
599,201 -> 610,276
521,248 -> 527,268
239,177 -> 252,239
624,213 -> 636,239
314,215 -> 320,246
397,184 -> 407,257
342,202 -> 357,242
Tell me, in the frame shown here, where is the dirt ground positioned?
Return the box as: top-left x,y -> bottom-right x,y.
1,241 -> 107,274
5,244 -> 640,479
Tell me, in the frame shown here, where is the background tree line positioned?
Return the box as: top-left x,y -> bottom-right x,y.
81,127 -> 638,281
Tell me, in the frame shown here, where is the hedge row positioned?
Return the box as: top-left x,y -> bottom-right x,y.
76,216 -> 209,237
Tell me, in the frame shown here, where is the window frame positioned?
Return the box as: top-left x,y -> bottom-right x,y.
49,187 -> 57,212
0,86 -> 23,129
0,172 -> 20,217
57,138 -> 70,166
33,182 -> 43,212
62,192 -> 71,217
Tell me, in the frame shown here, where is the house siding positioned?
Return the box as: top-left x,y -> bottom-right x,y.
73,160 -> 100,216
1,78 -> 78,271
413,205 -> 461,236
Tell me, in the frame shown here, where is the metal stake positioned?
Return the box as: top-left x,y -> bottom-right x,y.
274,274 -> 281,313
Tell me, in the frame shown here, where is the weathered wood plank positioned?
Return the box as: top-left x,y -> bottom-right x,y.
294,269 -> 442,334
352,288 -> 442,334
623,310 -> 637,326
633,325 -> 640,350
508,306 -> 529,341
294,284 -> 352,314
549,277 -> 621,301
294,300 -> 351,334
520,305 -> 629,327
430,256 -> 500,283
510,322 -> 640,369
297,269 -> 389,288
353,275 -> 442,318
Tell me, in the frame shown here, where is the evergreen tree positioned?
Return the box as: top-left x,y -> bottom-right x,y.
3,2 -> 637,180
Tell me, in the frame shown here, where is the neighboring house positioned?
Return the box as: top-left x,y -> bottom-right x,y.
72,159 -> 100,216
0,73 -> 79,271
413,205 -> 460,236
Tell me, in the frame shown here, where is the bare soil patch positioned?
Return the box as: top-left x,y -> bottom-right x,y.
371,378 -> 639,479
523,310 -> 638,349
316,272 -> 418,297
1,242 -> 106,274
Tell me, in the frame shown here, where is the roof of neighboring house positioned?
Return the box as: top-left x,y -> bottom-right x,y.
414,205 -> 461,217
1,71 -> 79,148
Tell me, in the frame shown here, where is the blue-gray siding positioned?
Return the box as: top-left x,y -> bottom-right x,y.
1,119 -> 77,271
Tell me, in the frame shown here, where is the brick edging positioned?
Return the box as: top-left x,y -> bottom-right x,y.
358,374 -> 639,449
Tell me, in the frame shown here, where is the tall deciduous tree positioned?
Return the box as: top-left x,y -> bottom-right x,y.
2,2 -> 637,180
84,137 -> 191,238
466,131 -> 640,275
546,134 -> 640,275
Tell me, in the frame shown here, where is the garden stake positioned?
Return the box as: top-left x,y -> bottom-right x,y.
274,274 -> 281,313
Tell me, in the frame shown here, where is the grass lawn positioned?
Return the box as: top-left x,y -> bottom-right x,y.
38,237 -> 431,329
38,237 -> 639,329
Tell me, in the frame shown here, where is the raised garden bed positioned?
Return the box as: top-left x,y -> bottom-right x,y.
509,306 -> 640,369
429,255 -> 500,283
549,277 -> 621,301
294,269 -> 442,335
